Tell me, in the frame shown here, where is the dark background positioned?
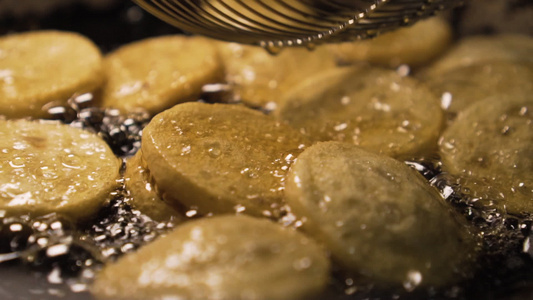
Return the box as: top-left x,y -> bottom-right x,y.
0,0 -> 180,53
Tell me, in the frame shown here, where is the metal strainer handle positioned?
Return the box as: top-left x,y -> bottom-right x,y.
133,0 -> 465,47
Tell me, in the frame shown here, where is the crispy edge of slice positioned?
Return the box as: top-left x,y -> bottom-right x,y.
124,150 -> 184,222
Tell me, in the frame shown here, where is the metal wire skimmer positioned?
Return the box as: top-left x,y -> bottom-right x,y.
133,0 -> 465,47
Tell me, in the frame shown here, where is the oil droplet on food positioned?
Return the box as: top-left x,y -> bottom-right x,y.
403,270 -> 423,292
396,64 -> 410,77
39,166 -> 58,180
61,154 -> 82,169
441,92 -> 453,110
260,42 -> 283,56
9,157 -> 25,168
234,204 -> 246,213
293,257 -> 312,271
181,145 -> 191,155
340,96 -> 351,105
305,42 -> 317,51
185,210 -> 198,218
206,143 -> 222,158
240,167 -> 259,179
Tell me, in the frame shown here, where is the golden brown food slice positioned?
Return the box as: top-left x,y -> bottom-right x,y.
101,36 -> 223,115
421,34 -> 533,77
0,119 -> 121,221
124,151 -> 183,222
327,17 -> 452,68
285,141 -> 475,287
440,94 -> 533,215
0,30 -> 103,119
141,102 -> 310,218
276,65 -> 444,159
424,61 -> 533,114
217,42 -> 337,109
92,215 -> 330,300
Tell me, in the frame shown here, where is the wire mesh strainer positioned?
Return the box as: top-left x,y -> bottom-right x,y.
132,0 -> 465,47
